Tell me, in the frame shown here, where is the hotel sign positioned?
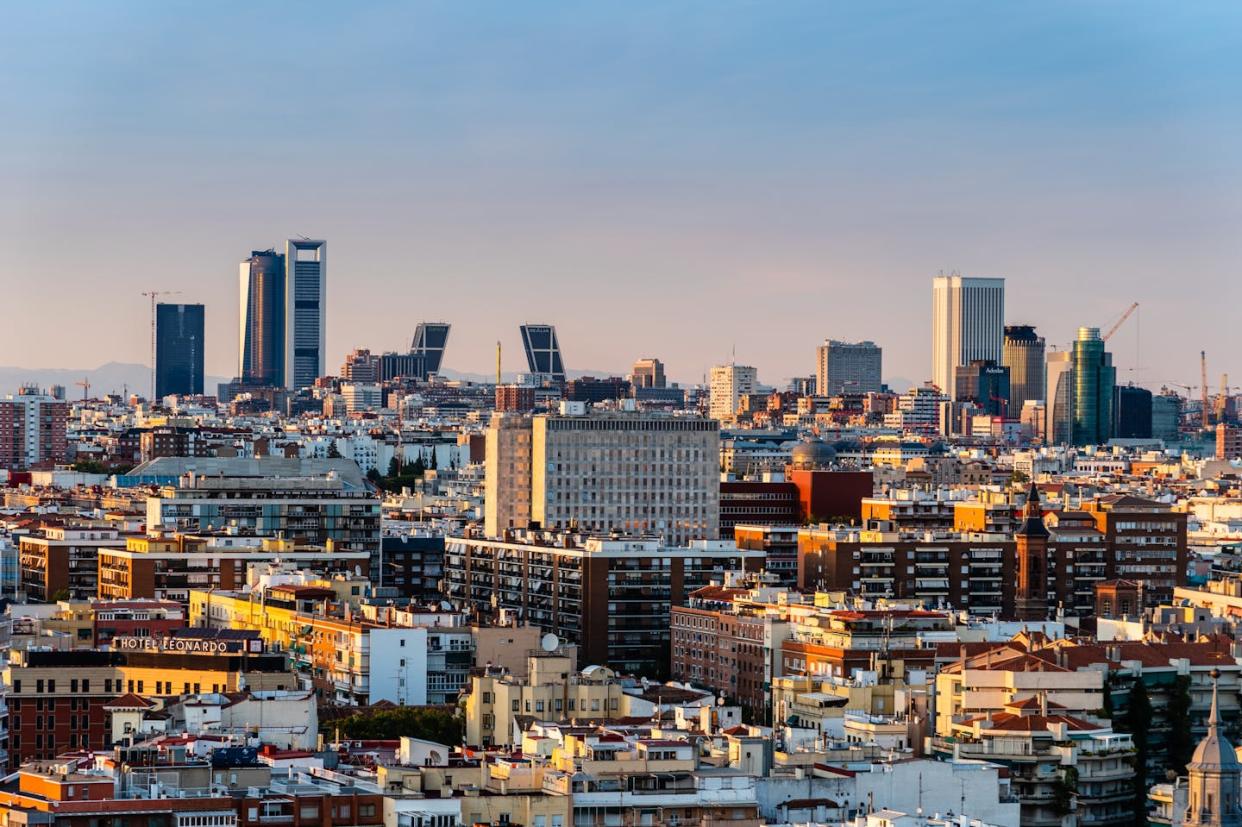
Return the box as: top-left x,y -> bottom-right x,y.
114,636 -> 262,654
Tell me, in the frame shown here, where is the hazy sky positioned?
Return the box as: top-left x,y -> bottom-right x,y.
2,2 -> 1239,389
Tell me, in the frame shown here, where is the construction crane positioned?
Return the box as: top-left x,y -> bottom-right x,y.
141,290 -> 181,401
1102,302 -> 1139,342
75,377 -> 91,401
1201,351 -> 1210,429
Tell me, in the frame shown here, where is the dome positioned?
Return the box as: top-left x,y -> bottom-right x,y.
789,439 -> 836,470
1189,673 -> 1240,772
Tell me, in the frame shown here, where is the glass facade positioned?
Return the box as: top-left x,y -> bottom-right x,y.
1072,327 -> 1116,446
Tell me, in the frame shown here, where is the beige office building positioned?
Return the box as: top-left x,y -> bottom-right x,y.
484,408 -> 719,545
709,363 -> 758,422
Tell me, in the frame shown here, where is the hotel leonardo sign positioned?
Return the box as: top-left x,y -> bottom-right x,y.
113,636 -> 261,654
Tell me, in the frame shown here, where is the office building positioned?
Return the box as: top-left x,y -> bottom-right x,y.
154,303 -> 205,399
445,530 -> 760,677
815,340 -> 882,396
1114,384 -> 1153,439
954,360 -> 1012,417
284,238 -> 327,389
485,407 -> 719,545
564,375 -> 630,403
519,323 -> 566,383
630,357 -> 666,389
931,275 -> 1005,398
339,347 -> 381,382
411,322 -> 451,376
709,363 -> 758,422
1003,324 -> 1045,413
0,391 -> 68,470
238,249 -> 285,386
1153,392 -> 1183,441
1045,350 -> 1075,444
1072,326 -> 1117,446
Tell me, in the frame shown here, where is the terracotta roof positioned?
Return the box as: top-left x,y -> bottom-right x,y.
103,693 -> 157,711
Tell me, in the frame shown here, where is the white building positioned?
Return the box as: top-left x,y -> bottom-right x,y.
931,275 -> 1005,399
709,363 -> 758,422
817,340 -> 883,396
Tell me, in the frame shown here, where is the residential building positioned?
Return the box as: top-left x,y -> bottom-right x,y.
494,383 -> 536,412
1003,324 -> 1045,416
710,363 -> 758,422
339,347 -> 381,382
1218,424 -> 1242,460
0,392 -> 68,470
283,238 -> 326,389
19,525 -> 127,602
155,303 -> 205,399
483,413 -> 534,536
444,530 -> 761,676
816,340 -> 882,396
931,275 -> 1005,398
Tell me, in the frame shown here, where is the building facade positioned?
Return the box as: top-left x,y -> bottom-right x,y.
709,364 -> 758,422
0,392 -> 68,471
1072,326 -> 1117,446
931,275 -> 1005,399
238,249 -> 285,387
1002,324 -> 1045,416
815,340 -> 882,396
284,238 -> 326,390
155,303 -> 205,399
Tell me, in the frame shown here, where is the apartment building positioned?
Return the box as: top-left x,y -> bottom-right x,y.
0,392 -> 68,470
445,530 -> 761,677
19,524 -> 128,602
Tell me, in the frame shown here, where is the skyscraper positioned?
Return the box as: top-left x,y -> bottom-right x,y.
815,340 -> 882,396
1114,385 -> 1153,439
155,303 -> 205,399
1044,351 -> 1074,445
954,360 -> 1011,417
285,238 -> 327,390
1071,326 -> 1116,446
1002,325 -> 1045,414
411,322 -> 451,376
239,249 -> 285,386
931,275 -> 1005,398
709,363 -> 758,422
519,324 -> 566,383
631,358 -> 666,389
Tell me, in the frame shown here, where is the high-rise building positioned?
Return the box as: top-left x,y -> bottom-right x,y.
484,408 -> 719,546
519,323 -> 566,383
239,249 -> 286,386
1153,392 -> 1183,441
1003,325 -> 1045,414
411,322 -> 451,376
284,238 -> 327,389
1044,351 -> 1075,445
631,358 -> 666,389
709,364 -> 758,422
1114,385 -> 1153,439
154,303 -> 204,399
0,392 -> 68,470
954,360 -> 1011,417
1217,424 -> 1242,460
931,275 -> 1005,398
815,340 -> 882,396
340,348 -> 381,382
1071,327 -> 1116,446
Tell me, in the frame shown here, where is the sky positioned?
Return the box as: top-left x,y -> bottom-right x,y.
1,2 -> 1239,390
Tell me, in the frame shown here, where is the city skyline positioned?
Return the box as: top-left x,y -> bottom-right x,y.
2,3 -> 1239,389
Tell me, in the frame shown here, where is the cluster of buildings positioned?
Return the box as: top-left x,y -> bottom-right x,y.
1,267 -> 1241,826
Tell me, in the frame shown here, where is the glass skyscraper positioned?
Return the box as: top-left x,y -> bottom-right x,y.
155,303 -> 205,398
1071,326 -> 1116,446
285,238 -> 327,390
239,249 -> 286,387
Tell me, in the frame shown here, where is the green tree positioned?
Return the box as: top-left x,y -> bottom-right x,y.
1167,675 -> 1194,775
323,706 -> 462,745
1118,677 -> 1151,822
387,456 -> 400,477
326,442 -> 342,459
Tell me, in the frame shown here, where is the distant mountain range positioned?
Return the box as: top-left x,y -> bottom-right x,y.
0,362 -> 230,398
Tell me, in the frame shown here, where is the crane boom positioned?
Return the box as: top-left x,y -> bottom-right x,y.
1102,302 -> 1139,342
141,290 -> 182,401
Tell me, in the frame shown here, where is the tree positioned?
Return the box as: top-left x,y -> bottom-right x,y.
1119,677 -> 1152,822
387,456 -> 400,478
322,706 -> 462,745
1167,675 -> 1194,775
326,441 -> 342,459
429,449 -> 438,470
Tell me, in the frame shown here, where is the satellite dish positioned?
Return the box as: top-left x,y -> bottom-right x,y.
541,633 -> 559,652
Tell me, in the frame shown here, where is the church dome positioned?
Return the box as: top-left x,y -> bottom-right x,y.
789,439 -> 836,470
